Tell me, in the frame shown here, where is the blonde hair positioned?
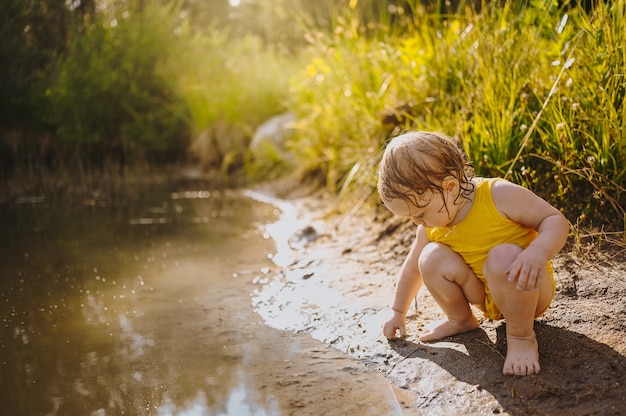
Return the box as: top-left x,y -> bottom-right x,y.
377,131 -> 475,209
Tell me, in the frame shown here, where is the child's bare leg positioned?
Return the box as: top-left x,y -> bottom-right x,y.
418,242 -> 486,341
484,244 -> 554,376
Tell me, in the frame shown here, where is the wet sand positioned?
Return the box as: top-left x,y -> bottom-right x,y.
251,179 -> 626,415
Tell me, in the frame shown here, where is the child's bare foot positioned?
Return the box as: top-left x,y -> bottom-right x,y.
419,316 -> 479,341
503,333 -> 540,376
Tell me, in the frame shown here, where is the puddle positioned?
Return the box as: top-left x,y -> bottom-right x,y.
0,183 -> 400,415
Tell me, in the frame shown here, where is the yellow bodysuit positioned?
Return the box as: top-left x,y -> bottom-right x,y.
425,177 -> 555,320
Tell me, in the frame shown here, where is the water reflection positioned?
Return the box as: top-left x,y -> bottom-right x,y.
0,183 -> 279,415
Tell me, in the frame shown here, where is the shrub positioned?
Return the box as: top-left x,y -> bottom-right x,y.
46,3 -> 190,167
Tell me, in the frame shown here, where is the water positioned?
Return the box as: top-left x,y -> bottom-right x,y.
0,184 -> 276,414
0,182 -> 400,416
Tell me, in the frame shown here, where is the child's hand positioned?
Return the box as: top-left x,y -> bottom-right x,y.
506,246 -> 549,292
383,310 -> 407,339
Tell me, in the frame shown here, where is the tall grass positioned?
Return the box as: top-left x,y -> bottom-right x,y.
173,28 -> 303,179
534,0 -> 626,229
288,0 -> 626,231
288,5 -> 403,192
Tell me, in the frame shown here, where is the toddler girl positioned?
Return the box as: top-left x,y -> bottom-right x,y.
378,131 -> 569,376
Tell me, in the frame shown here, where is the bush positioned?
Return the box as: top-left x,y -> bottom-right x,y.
47,3 -> 190,167
176,30 -> 302,177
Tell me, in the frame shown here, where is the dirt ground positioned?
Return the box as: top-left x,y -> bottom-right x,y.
251,179 -> 626,415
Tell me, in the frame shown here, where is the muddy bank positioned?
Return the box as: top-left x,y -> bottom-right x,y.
202,256 -> 403,416
253,180 -> 626,415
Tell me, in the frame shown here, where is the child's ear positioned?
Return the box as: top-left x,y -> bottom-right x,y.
442,176 -> 459,193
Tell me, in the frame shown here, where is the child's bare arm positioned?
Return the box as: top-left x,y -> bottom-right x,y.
383,225 -> 429,339
492,180 -> 570,291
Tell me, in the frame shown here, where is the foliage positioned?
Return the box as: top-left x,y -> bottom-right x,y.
46,2 -> 190,165
288,0 -> 626,230
0,0 -> 300,175
535,0 -> 626,229
287,2 -> 405,191
0,0 -> 82,128
173,28 -> 301,176
1,0 -> 625,233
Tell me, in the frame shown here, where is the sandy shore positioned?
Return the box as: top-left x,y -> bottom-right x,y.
251,179 -> 626,415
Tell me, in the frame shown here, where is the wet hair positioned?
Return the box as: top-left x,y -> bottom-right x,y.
377,131 -> 475,212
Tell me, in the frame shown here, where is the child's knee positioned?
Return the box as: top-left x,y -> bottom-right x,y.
418,242 -> 457,277
483,244 -> 523,277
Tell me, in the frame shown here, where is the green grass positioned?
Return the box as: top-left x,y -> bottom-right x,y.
287,0 -> 626,231
3,0 -> 624,236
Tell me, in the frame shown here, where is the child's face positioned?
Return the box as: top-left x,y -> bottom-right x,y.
383,188 -> 456,228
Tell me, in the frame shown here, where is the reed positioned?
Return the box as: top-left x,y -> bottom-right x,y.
288,0 -> 625,231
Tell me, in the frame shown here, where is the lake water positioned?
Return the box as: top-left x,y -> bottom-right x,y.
0,182 -> 400,415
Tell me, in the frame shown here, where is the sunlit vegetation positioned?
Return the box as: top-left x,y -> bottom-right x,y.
0,0 -> 304,181
1,0 -> 624,235
288,0 -> 626,233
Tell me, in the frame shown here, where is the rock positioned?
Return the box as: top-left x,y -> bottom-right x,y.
288,225 -> 320,250
250,112 -> 296,160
